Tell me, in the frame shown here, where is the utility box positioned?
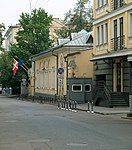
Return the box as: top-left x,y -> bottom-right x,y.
67,78 -> 92,104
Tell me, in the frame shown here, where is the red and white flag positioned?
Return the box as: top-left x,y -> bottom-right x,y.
13,59 -> 18,76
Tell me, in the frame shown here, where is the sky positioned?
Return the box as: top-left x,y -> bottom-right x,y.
0,0 -> 79,29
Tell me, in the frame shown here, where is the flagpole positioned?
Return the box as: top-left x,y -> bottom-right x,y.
20,65 -> 28,73
14,56 -> 29,73
22,63 -> 28,70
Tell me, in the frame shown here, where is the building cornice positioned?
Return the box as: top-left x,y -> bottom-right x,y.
91,48 -> 132,61
93,2 -> 132,25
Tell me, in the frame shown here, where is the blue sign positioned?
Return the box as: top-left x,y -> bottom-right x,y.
58,68 -> 64,74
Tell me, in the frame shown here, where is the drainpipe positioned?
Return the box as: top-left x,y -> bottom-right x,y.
52,51 -> 58,95
33,61 -> 35,96
29,57 -> 35,97
64,56 -> 69,100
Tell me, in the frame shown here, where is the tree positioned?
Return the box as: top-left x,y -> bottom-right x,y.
56,0 -> 93,38
0,52 -> 18,87
0,8 -> 53,89
0,23 -> 5,51
16,8 -> 53,57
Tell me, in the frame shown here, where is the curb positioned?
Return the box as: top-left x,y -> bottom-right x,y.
121,116 -> 132,120
94,112 -> 130,115
76,108 -> 129,115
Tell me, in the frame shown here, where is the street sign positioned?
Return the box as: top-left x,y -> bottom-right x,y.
58,68 -> 64,75
57,74 -> 64,79
58,79 -> 63,86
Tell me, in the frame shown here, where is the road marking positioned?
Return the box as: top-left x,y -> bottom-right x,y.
5,120 -> 17,123
29,139 -> 50,143
67,143 -> 88,147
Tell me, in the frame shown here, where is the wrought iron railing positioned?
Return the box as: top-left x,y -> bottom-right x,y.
92,81 -> 112,104
111,35 -> 125,51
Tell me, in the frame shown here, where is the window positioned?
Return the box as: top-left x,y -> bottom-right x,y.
113,0 -> 118,10
119,17 -> 123,37
96,0 -> 99,9
72,84 -> 82,92
119,17 -> 124,48
96,0 -> 108,9
119,0 -> 123,7
130,13 -> 132,36
96,26 -> 100,45
104,23 -> 108,43
101,0 -> 104,6
96,23 -> 108,46
101,25 -> 104,44
112,0 -> 124,10
84,84 -> 91,92
113,19 -> 118,50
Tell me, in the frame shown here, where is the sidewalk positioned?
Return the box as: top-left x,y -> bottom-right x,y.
1,94 -> 131,119
76,103 -> 130,116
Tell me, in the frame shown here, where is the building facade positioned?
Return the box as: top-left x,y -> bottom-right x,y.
4,24 -> 20,51
92,0 -> 132,107
29,30 -> 93,103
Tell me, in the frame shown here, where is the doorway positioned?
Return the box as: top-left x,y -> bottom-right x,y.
96,74 -> 106,84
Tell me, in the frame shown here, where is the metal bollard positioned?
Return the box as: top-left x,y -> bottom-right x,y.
58,100 -> 60,109
72,101 -> 77,112
64,101 -> 66,109
74,101 -> 77,110
69,101 -> 71,110
87,101 -> 90,112
91,101 -> 94,113
66,101 -> 69,110
72,101 -> 74,109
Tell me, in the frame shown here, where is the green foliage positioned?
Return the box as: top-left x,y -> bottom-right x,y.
0,23 -> 5,51
16,8 -> 53,56
56,0 -> 93,38
0,8 -> 53,88
0,51 -> 25,88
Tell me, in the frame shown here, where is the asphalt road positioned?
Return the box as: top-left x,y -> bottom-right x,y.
0,96 -> 131,150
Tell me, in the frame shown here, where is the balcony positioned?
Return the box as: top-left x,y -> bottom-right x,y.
111,35 -> 125,51
111,0 -> 125,11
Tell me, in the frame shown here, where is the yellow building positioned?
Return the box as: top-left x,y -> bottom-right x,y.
29,30 -> 93,103
92,0 -> 132,107
50,18 -> 64,44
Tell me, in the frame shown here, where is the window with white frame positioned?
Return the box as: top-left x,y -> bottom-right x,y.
104,23 -> 108,43
101,25 -> 104,44
96,26 -> 100,45
96,23 -> 108,46
96,0 -> 99,9
96,0 -> 108,9
72,84 -> 82,92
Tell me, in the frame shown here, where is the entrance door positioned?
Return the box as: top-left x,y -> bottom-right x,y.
96,75 -> 106,90
96,75 -> 106,84
116,63 -> 121,92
